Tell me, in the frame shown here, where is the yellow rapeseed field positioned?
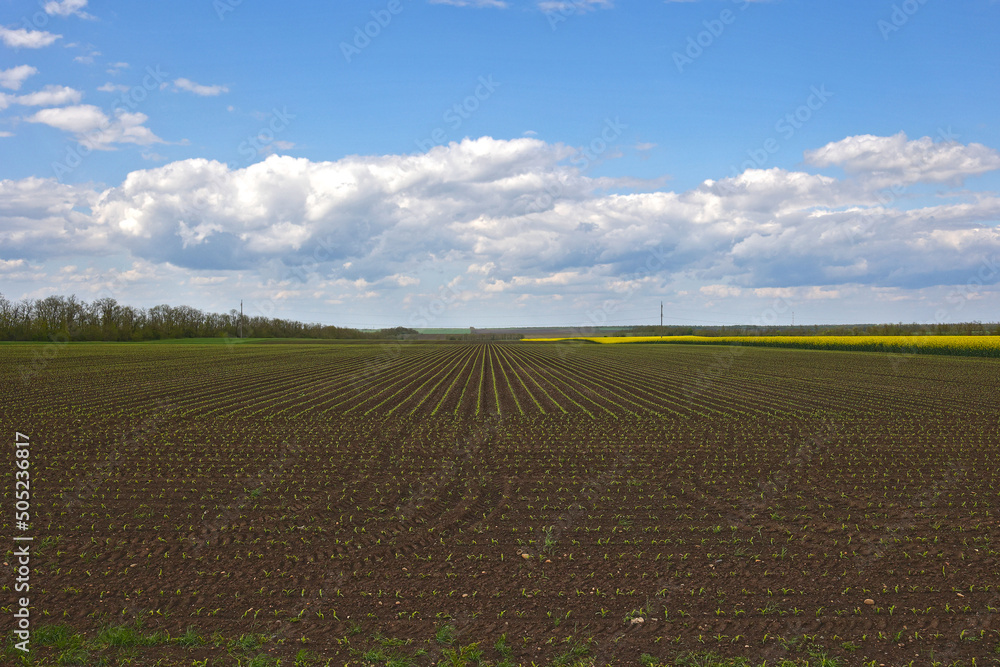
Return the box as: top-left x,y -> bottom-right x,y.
521,334 -> 1000,357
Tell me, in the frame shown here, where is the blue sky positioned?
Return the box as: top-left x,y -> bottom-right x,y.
1,0 -> 999,328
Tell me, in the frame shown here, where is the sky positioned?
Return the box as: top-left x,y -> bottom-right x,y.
1,0 -> 999,330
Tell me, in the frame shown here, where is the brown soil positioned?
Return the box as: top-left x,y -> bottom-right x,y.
2,342 -> 999,665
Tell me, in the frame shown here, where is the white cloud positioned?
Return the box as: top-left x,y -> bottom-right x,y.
26,104 -> 164,149
13,84 -> 82,106
467,261 -> 495,275
0,26 -> 62,49
189,275 -> 227,285
79,135 -> 998,297
805,132 -> 1000,186
172,78 -> 229,96
538,0 -> 612,11
700,284 -> 742,298
2,134 -> 999,318
70,45 -> 100,65
0,258 -> 29,271
106,62 -> 129,75
43,0 -> 93,18
752,286 -> 841,301
97,82 -> 129,93
430,0 -> 509,6
0,131 -> 13,138
0,177 -> 101,257
0,65 -> 38,90
178,221 -> 225,248
27,104 -> 105,133
388,274 -> 420,287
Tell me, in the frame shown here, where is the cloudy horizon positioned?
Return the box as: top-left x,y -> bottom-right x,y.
2,1 -> 998,329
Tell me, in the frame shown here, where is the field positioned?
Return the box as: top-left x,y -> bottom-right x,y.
522,335 -> 1000,357
3,341 -> 1000,666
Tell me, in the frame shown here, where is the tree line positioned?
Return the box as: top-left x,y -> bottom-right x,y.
0,294 -> 414,342
627,321 -> 1000,337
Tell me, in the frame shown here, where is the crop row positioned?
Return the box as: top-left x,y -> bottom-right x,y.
6,342 -> 995,422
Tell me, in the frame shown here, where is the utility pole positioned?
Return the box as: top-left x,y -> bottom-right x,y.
239,300 -> 243,339
660,301 -> 663,336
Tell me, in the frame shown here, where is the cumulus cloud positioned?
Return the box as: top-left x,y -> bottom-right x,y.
0,65 -> 38,90
43,0 -> 92,18
0,177 -> 101,258
84,135 -> 999,294
172,78 -> 229,96
0,26 -> 62,48
12,84 -> 82,106
805,132 -> 1000,186
85,138 -> 587,272
26,104 -> 163,149
0,84 -> 82,111
3,134 -> 1000,315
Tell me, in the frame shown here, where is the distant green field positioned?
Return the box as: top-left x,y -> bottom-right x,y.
413,328 -> 472,334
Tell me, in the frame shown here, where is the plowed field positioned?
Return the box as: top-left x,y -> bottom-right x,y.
2,341 -> 999,666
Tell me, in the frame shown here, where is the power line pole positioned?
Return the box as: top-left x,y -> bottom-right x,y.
660,301 -> 663,336
239,299 -> 243,339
